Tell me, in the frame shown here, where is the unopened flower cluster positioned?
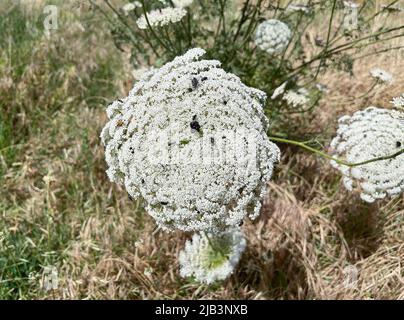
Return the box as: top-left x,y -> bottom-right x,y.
179,228 -> 246,284
101,48 -> 280,233
255,19 -> 292,55
136,7 -> 187,29
330,107 -> 404,202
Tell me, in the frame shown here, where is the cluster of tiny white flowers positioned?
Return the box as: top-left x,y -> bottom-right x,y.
136,7 -> 187,29
122,1 -> 141,14
179,228 -> 246,284
390,94 -> 404,108
255,19 -> 292,55
101,48 -> 280,233
173,0 -> 194,8
330,107 -> 404,203
282,88 -> 309,107
370,68 -> 393,84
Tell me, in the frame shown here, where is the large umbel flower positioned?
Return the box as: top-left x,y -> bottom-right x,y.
330,107 -> 404,203
179,228 -> 246,284
101,48 -> 280,232
255,19 -> 292,55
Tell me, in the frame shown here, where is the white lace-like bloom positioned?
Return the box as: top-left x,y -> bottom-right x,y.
255,19 -> 292,55
173,0 -> 194,8
122,1 -> 141,14
390,94 -> 404,108
286,3 -> 311,13
179,228 -> 246,284
271,81 -> 287,100
101,48 -> 280,232
136,7 -> 187,29
370,68 -> 393,84
330,107 -> 404,203
282,88 -> 309,107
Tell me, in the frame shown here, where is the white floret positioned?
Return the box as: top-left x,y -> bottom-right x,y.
370,68 -> 393,84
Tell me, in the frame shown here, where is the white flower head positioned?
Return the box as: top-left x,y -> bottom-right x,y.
370,68 -> 393,84
172,0 -> 194,8
136,7 -> 187,29
390,94 -> 404,109
271,81 -> 287,100
179,228 -> 246,284
282,88 -> 309,107
330,107 -> 404,202
101,48 -> 280,233
255,19 -> 292,55
122,1 -> 141,14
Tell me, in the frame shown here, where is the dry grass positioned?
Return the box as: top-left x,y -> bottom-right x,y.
0,1 -> 403,299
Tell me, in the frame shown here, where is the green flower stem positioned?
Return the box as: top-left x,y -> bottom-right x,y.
140,0 -> 173,54
355,79 -> 379,100
313,0 -> 337,80
268,136 -> 404,167
89,0 -> 144,62
100,0 -> 161,58
287,25 -> 404,80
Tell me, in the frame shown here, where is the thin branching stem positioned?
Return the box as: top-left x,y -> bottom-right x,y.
268,136 -> 404,167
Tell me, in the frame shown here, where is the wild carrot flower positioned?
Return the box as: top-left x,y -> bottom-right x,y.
330,107 -> 404,203
179,228 -> 246,284
282,88 -> 309,107
101,48 -> 280,232
370,68 -> 393,84
390,94 -> 404,108
122,1 -> 141,14
136,7 -> 187,29
255,19 -> 292,55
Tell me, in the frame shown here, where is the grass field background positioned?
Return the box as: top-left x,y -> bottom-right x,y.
0,0 -> 403,299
